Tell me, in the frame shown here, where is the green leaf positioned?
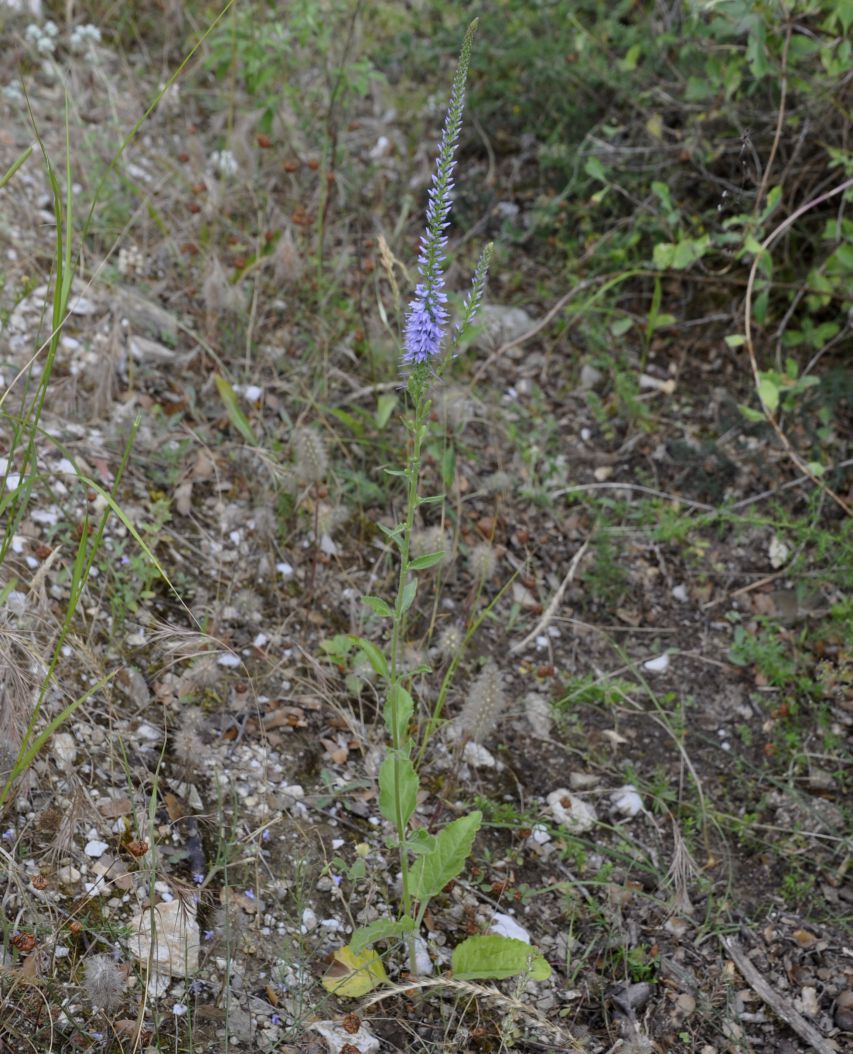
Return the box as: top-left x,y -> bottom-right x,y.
451,935 -> 551,982
757,376 -> 779,412
410,811 -> 481,901
363,595 -> 394,618
375,393 -> 397,429
349,637 -> 388,680
378,751 -> 419,827
384,684 -> 414,743
417,494 -> 445,506
0,144 -> 33,189
377,522 -> 404,548
214,374 -> 258,445
584,156 -> 607,184
404,828 -> 437,856
610,316 -> 633,337
738,403 -> 766,423
671,235 -> 710,270
399,577 -> 417,613
724,334 -> 745,348
408,551 -> 445,571
652,242 -> 675,269
351,916 -> 415,955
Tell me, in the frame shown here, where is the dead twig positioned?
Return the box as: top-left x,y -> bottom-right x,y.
722,935 -> 835,1054
509,540 -> 589,655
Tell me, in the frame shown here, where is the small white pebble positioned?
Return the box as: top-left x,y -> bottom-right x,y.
84,840 -> 109,858
530,824 -> 551,845
276,562 -> 294,578
672,584 -> 688,603
643,652 -> 670,673
217,653 -> 241,668
490,912 -> 530,944
610,784 -> 644,818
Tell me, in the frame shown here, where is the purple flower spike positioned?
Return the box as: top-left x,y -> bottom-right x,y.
402,22 -> 478,369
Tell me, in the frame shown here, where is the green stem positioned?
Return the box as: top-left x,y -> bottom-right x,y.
387,389 -> 428,970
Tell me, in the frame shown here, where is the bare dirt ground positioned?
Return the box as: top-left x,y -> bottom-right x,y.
0,8 -> 850,1054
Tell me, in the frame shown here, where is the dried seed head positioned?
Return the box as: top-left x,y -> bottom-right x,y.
457,661 -> 506,745
83,954 -> 124,1010
483,470 -> 512,495
273,226 -> 304,285
251,504 -> 277,540
437,623 -> 464,658
292,427 -> 328,483
202,255 -> 242,332
316,502 -> 349,537
172,709 -> 204,763
468,542 -> 497,581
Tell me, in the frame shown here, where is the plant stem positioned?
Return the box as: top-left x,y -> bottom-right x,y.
387,387 -> 428,970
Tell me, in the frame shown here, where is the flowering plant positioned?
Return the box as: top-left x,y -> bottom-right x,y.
322,21 -> 549,995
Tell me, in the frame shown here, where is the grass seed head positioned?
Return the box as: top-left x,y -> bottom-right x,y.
293,427 -> 328,483
468,542 -> 497,581
457,661 -> 506,744
438,623 -> 464,658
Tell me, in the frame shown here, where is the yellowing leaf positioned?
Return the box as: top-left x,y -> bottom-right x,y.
645,113 -> 663,140
321,944 -> 388,998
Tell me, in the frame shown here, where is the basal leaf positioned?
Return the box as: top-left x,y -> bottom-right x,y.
451,935 -> 551,982
320,945 -> 387,998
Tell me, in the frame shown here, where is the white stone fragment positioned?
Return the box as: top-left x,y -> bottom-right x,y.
217,653 -> 241,668
490,912 -> 531,944
84,839 -> 109,858
52,731 -> 77,769
129,898 -> 200,979
530,824 -> 551,845
414,936 -> 433,975
462,741 -> 497,768
309,1021 -> 380,1054
672,584 -> 689,603
547,789 -> 597,833
643,652 -> 670,673
610,784 -> 644,818
301,907 -> 318,932
276,561 -> 294,577
769,535 -> 790,569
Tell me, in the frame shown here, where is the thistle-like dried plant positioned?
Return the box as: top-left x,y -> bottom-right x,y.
83,954 -> 124,1011
456,661 -> 506,745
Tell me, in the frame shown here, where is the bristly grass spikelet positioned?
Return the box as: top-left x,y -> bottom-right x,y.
457,661 -> 506,745
468,542 -> 497,581
292,426 -> 328,483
